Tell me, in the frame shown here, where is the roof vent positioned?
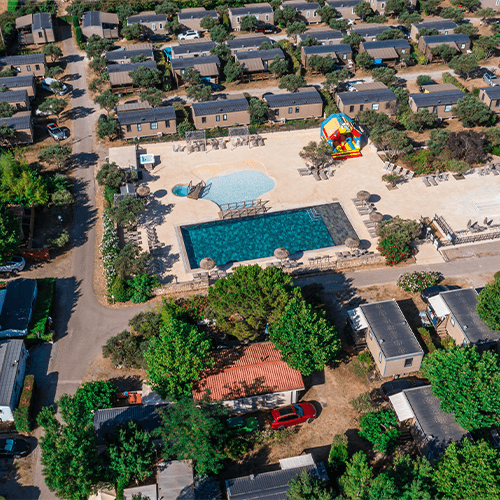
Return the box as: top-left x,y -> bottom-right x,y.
250,474 -> 255,480
463,325 -> 468,330
380,339 -> 385,343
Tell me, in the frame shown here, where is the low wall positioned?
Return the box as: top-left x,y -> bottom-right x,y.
19,246 -> 50,261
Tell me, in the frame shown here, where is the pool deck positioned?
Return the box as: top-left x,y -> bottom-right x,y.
113,128 -> 500,283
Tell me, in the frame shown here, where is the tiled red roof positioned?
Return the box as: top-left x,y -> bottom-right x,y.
192,342 -> 304,401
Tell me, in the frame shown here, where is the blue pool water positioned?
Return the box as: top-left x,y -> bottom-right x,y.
201,170 -> 275,206
180,203 -> 356,269
173,184 -> 188,197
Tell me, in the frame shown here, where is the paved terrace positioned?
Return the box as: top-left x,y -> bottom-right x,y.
111,129 -> 500,282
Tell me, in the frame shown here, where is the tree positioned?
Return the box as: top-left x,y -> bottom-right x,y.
52,189 -> 73,206
249,97 -> 269,125
108,196 -> 146,229
240,14 -> 258,31
0,101 -> 14,118
113,242 -> 151,278
286,21 -> 307,38
430,43 -> 457,62
343,31 -> 363,48
371,67 -> 396,86
207,265 -> 296,340
359,410 -> 400,454
156,397 -> 228,476
339,452 -> 373,500
477,277 -> 500,331
94,90 -> 118,115
40,98 -> 68,121
224,60 -> 243,82
38,145 -> 72,170
449,0 -> 479,11
376,216 -> 420,245
354,1 -> 375,20
130,54 -> 147,64
211,43 -> 231,62
454,24 -> 479,36
186,84 -> 213,102
417,27 -> 439,39
155,1 -> 178,16
384,0 -> 409,16
279,5 -> 299,24
398,10 -> 421,28
477,7 -> 497,22
453,95 -> 495,127
45,65 -> 64,79
200,15 -> 218,30
279,74 -> 306,92
405,109 -> 438,132
121,23 -> 145,41
308,55 -> 337,74
269,297 -> 340,375
323,68 -> 350,91
42,44 -> 62,62
434,440 -> 500,499
428,129 -> 449,155
97,116 -> 120,140
129,66 -> 162,88
474,36 -> 500,59
446,130 -> 486,164
371,129 -> 412,161
416,74 -> 433,87
116,5 -> 135,24
440,6 -> 465,21
330,18 -> 349,30
210,24 -> 231,43
49,80 -> 64,96
103,330 -> 148,369
105,422 -> 154,491
182,68 -> 201,86
356,52 -> 373,69
420,0 -> 442,15
299,140 -> 333,168
145,318 -> 213,399
376,28 -> 404,40
448,53 -> 479,80
85,35 -> 114,59
269,55 -> 289,77
286,469 -> 335,500
140,88 -> 163,108
317,5 -> 338,24
422,346 -> 500,430
0,203 -> 20,265
89,77 -> 105,93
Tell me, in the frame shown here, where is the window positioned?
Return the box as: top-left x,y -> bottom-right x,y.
307,11 -> 310,17
444,105 -> 452,112
404,358 -> 413,367
223,114 -> 227,120
151,121 -> 158,130
432,106 -> 437,114
481,93 -> 485,101
379,352 -> 382,363
349,105 -> 354,112
159,23 -> 163,29
497,0 -> 500,5
35,65 -> 40,71
450,317 -> 455,326
202,117 -> 206,123
444,30 -> 448,35
381,2 -> 384,7
137,124 -> 142,131
38,32 -> 43,38
295,107 -> 300,113
237,16 -> 240,22
372,103 -> 379,110
342,54 -> 347,60
216,115 -> 220,122
496,99 -> 500,107
165,120 -> 170,127
126,125 -> 131,132
401,49 -> 405,54
385,102 -> 391,109
15,66 -> 21,72
288,107 -> 293,114
152,23 -> 156,30
26,65 -> 31,72
461,44 -> 465,49
360,104 -> 364,111
266,14 -> 269,21
369,330 -> 373,340
313,11 -> 317,17
181,69 -> 185,75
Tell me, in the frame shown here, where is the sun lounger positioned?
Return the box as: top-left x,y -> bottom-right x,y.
401,168 -> 408,178
394,166 -> 402,175
406,171 -> 414,181
363,221 -> 376,228
383,161 -> 390,171
311,170 -> 321,181
298,168 -> 311,176
429,176 -> 438,186
200,272 -> 209,279
422,177 -> 431,187
319,169 -> 328,180
352,198 -> 363,206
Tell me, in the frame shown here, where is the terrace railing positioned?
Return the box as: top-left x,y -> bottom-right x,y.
219,199 -> 268,219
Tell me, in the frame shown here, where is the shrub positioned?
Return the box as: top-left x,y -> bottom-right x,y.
350,392 -> 373,413
14,375 -> 35,433
378,237 -> 411,266
397,271 -> 439,293
127,274 -> 160,303
102,330 -> 148,369
442,72 -> 467,93
48,230 -> 69,248
329,434 -> 349,474
441,336 -> 456,349
225,437 -> 249,461
418,327 -> 436,353
359,410 -> 400,454
111,277 -> 133,302
100,210 -> 119,296
403,150 -> 435,175
357,350 -> 374,368
30,279 -> 55,340
7,0 -> 18,11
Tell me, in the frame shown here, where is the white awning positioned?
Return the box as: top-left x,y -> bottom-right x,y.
389,392 -> 415,422
280,453 -> 315,470
347,307 -> 368,331
428,295 -> 450,318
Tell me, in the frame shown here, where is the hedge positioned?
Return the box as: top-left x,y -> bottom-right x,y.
29,278 -> 55,341
418,327 -> 436,353
14,375 -> 35,433
279,39 -> 301,74
7,0 -> 18,12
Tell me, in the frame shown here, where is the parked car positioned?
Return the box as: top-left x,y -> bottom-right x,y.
178,30 -> 200,40
380,379 -> 425,399
420,284 -> 460,303
269,403 -> 317,429
0,256 -> 25,275
46,122 -> 66,141
147,34 -> 170,42
483,71 -> 498,86
253,24 -> 278,34
41,77 -> 68,96
0,437 -> 30,458
206,82 -> 223,91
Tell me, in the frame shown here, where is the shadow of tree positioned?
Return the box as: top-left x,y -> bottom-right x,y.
71,177 -> 97,248
108,374 -> 143,392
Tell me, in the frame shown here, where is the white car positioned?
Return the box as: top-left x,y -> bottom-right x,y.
0,256 -> 25,275
41,78 -> 68,96
178,30 -> 200,41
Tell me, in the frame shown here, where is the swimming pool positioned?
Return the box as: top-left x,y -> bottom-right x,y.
172,184 -> 188,197
179,203 -> 357,269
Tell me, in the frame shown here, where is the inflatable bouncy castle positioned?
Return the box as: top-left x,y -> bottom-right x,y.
320,113 -> 362,160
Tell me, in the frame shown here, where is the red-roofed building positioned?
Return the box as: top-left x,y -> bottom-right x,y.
193,342 -> 305,414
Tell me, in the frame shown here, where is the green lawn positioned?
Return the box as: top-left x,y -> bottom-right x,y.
29,278 -> 55,341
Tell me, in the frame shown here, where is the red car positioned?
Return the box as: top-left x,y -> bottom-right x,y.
269,403 -> 317,430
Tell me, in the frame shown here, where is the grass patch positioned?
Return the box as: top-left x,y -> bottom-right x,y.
7,0 -> 18,11
29,278 -> 55,341
14,375 -> 35,433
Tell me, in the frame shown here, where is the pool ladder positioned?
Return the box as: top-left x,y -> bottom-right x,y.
307,207 -> 322,222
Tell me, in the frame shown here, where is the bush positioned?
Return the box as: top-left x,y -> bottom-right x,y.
397,271 -> 439,293
279,39 -> 301,74
127,274 -> 160,303
359,410 -> 400,454
403,150 -> 435,175
48,230 -> 69,248
74,26 -> 84,48
328,434 -> 349,474
102,330 -> 148,369
30,278 -> 55,340
350,392 -> 373,413
357,350 -> 374,368
225,437 -> 249,461
378,237 -> 411,266
418,327 -> 436,353
101,210 -> 119,296
111,277 -> 133,302
7,0 -> 18,11
442,72 -> 467,93
14,375 -> 35,433
441,336 -> 456,349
